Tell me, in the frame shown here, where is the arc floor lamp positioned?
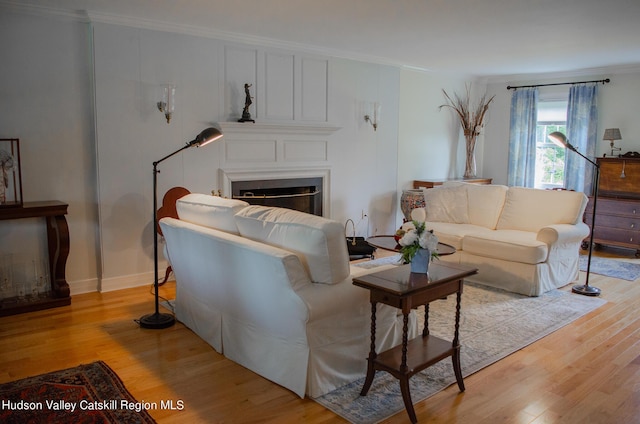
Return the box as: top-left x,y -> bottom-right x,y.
548,131 -> 601,296
139,127 -> 224,329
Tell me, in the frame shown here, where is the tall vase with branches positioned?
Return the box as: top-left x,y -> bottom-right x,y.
440,85 -> 495,178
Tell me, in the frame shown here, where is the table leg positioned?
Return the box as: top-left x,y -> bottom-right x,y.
400,309 -> 417,423
422,303 -> 429,337
46,214 -> 70,299
400,377 -> 418,423
401,311 -> 409,372
452,289 -> 465,392
360,301 -> 377,396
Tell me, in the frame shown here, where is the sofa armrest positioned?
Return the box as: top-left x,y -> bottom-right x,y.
536,222 -> 590,245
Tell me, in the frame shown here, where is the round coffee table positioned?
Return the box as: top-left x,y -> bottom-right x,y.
366,235 -> 456,256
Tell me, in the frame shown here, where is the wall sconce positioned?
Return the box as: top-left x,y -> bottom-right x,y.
603,128 -> 622,157
157,84 -> 176,124
364,102 -> 381,131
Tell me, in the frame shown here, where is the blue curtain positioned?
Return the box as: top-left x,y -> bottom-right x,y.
565,84 -> 598,193
508,88 -> 538,187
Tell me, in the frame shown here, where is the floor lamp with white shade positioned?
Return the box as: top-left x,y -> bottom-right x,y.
548,131 -> 601,296
138,127 -> 224,329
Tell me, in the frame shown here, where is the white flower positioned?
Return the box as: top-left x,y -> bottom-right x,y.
399,229 -> 418,247
398,219 -> 439,264
401,221 -> 416,232
419,230 -> 438,251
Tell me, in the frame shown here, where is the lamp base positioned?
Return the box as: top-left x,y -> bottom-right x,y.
139,312 -> 175,329
572,284 -> 601,296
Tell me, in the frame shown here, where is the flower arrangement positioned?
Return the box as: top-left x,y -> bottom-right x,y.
395,209 -> 439,264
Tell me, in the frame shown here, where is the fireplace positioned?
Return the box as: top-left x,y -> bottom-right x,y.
231,177 -> 323,216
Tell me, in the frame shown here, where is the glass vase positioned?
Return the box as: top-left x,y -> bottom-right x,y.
464,132 -> 477,179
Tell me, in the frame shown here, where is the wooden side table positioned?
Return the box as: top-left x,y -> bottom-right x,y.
0,201 -> 70,316
353,262 -> 478,423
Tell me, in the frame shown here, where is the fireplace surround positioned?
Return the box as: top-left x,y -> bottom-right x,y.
231,177 -> 323,216
220,168 -> 331,217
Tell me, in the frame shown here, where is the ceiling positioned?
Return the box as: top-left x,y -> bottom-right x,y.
8,0 -> 640,77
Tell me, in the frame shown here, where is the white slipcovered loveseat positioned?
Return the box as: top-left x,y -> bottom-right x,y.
159,194 -> 416,398
416,182 -> 589,296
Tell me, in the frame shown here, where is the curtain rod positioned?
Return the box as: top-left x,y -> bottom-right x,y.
507,78 -> 610,90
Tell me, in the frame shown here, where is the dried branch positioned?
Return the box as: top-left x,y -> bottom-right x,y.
439,84 -> 495,137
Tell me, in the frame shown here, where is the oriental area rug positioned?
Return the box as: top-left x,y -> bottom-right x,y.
0,361 -> 156,424
314,272 -> 606,424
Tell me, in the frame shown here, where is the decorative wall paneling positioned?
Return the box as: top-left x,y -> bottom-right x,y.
222,44 -> 329,124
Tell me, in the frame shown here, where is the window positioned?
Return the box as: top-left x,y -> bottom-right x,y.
534,100 -> 567,189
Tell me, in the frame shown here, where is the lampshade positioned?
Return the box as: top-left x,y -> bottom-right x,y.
188,127 -> 224,148
603,128 -> 621,141
548,131 -> 568,148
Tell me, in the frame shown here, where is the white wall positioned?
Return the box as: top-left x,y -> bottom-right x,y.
398,70 -> 476,186
328,59 -> 400,237
92,23 -> 226,288
0,9 -> 99,292
483,70 -> 640,185
91,23 -> 405,290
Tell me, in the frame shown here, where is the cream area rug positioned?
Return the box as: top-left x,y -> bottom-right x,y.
313,277 -> 606,424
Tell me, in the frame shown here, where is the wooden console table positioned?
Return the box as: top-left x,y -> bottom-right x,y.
0,201 -> 71,316
353,262 -> 478,423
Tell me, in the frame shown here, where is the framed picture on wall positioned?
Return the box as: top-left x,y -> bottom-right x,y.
0,138 -> 23,208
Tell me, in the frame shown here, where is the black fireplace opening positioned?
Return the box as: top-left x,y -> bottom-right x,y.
231,177 -> 322,216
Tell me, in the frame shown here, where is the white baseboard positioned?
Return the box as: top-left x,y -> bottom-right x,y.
99,271 -> 154,293
69,278 -> 100,295
66,271 -> 157,295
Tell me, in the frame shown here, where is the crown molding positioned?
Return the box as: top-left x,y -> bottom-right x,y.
0,1 -> 89,22
85,10 -> 408,70
0,1 -> 416,72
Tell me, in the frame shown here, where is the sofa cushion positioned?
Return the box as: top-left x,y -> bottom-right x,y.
422,185 -> 469,223
234,205 -> 350,284
466,184 -> 508,229
177,194 -> 249,234
426,222 -> 494,250
496,187 -> 587,232
463,230 -> 549,264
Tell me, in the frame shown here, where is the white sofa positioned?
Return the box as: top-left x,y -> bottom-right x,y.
159,194 -> 416,398
417,182 -> 589,296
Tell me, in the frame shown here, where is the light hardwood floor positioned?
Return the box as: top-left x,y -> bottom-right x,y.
1,247 -> 639,423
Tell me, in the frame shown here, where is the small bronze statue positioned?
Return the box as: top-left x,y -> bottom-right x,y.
238,83 -> 255,123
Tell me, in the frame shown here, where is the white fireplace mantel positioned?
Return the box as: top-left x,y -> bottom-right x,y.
217,121 -> 341,218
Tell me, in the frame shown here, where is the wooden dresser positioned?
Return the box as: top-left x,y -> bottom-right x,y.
584,157 -> 640,256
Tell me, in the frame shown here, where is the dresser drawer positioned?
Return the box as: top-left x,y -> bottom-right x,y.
585,213 -> 640,230
587,198 -> 640,216
593,227 -> 640,246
